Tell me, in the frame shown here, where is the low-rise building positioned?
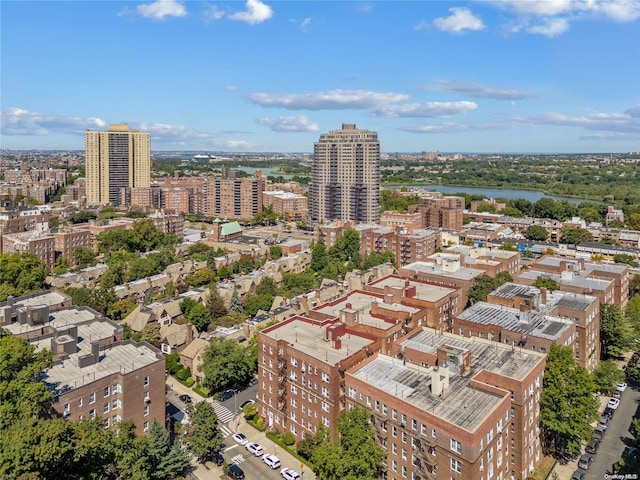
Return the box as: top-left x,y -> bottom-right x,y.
2,230 -> 56,268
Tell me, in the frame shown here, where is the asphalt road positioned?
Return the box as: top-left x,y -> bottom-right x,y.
219,384 -> 258,416
220,442 -> 291,480
582,385 -> 639,480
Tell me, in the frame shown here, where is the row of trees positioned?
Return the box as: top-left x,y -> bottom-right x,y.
0,253 -> 49,302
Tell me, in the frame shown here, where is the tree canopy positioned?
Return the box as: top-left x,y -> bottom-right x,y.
524,225 -> 549,241
184,402 -> 223,461
600,303 -> 633,359
540,344 -> 598,459
311,406 -> 385,480
0,253 -> 49,302
200,337 -> 254,393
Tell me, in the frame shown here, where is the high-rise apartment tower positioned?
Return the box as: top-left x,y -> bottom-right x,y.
310,123 -> 380,223
85,123 -> 151,205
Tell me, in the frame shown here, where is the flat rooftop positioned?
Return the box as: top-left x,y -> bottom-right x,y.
42,341 -> 162,395
489,283 -> 597,313
4,307 -> 100,336
457,302 -> 574,341
315,291 -> 420,331
4,290 -> 68,309
369,276 -> 457,303
263,318 -> 374,366
516,269 -> 611,291
535,257 -> 627,275
32,319 -> 120,354
401,261 -> 484,281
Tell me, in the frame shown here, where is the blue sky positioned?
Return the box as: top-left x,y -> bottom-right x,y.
1,0 -> 639,153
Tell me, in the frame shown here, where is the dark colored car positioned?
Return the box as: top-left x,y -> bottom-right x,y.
586,439 -> 600,454
220,389 -> 235,402
179,394 -> 192,403
592,427 -> 605,440
571,471 -> 585,480
204,451 -> 223,466
578,454 -> 593,470
228,464 -> 245,480
603,407 -> 615,418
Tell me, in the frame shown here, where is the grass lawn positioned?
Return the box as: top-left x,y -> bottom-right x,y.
528,455 -> 557,480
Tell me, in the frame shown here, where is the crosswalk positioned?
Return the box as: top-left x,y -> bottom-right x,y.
210,399 -> 235,424
220,425 -> 233,437
231,454 -> 246,465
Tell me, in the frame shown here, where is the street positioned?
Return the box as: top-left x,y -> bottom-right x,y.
583,385 -> 639,480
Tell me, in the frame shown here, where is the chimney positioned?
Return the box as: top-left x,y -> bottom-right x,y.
334,337 -> 342,350
430,367 -> 449,396
540,287 -> 547,305
91,340 -> 100,361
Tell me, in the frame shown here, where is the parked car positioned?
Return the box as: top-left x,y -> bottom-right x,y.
206,451 -> 224,466
227,464 -> 245,480
220,389 -> 235,402
593,427 -> 606,440
246,442 -> 264,457
616,382 -> 627,392
598,416 -> 610,430
240,399 -> 256,409
586,439 -> 600,454
603,407 -> 615,418
571,471 -> 585,480
232,433 -> 248,446
608,398 -> 620,409
178,394 -> 192,403
262,454 -> 281,469
578,454 -> 593,470
612,390 -> 621,399
281,467 -> 301,480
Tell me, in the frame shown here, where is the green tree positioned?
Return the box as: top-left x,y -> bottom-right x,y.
311,238 -> 329,272
229,289 -> 244,314
626,294 -> 640,336
187,302 -> 212,333
524,225 -> 549,241
312,406 -> 385,480
73,246 -> 97,269
147,420 -> 191,479
68,211 -> 97,224
613,253 -> 638,267
533,197 -> 557,219
467,275 -> 497,306
560,226 -> 594,244
0,332 -> 53,430
0,253 -> 49,302
255,277 -> 277,297
540,344 -> 598,459
533,276 -> 560,291
269,245 -> 283,260
201,337 -> 254,393
279,271 -> 317,297
108,420 -> 152,480
53,255 -> 69,275
140,322 -> 162,348
185,401 -> 223,461
591,359 -> 625,393
361,250 -> 395,269
330,228 -> 361,265
600,303 -> 633,359
206,286 -> 228,319
630,274 -> 640,298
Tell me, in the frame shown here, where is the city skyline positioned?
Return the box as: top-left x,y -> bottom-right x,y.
1,0 -> 639,153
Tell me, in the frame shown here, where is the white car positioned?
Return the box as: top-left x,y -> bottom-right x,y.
281,467 -> 301,480
262,454 -> 281,469
246,442 -> 264,457
232,433 -> 248,446
607,398 -> 620,409
616,382 -> 627,392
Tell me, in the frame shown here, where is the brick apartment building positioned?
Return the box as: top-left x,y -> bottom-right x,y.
1,294 -> 165,435
408,195 -> 465,231
527,257 -> 629,308
358,225 -> 442,268
54,225 -> 94,266
348,328 -> 547,480
487,283 -> 600,371
262,190 -> 308,220
206,174 -> 267,221
2,230 -> 56,268
380,211 -> 425,230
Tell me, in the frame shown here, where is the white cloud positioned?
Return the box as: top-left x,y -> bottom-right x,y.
224,85 -> 238,91
300,17 -> 312,30
527,17 -> 570,37
525,110 -> 640,132
402,121 -> 508,133
374,101 -> 478,118
229,0 -> 273,25
134,0 -> 187,20
1,108 -> 107,136
432,7 -> 485,33
246,89 -> 410,110
202,4 -> 225,23
256,115 -> 319,132
626,106 -> 640,117
422,80 -> 533,100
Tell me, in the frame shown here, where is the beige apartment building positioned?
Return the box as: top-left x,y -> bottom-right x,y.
310,124 -> 380,224
85,124 -> 151,205
2,230 -> 56,269
262,190 -> 308,220
205,173 -> 266,221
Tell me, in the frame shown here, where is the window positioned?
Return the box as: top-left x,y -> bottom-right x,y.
392,443 -> 397,455
432,429 -> 437,438
89,409 -> 96,419
291,357 -> 298,367
144,391 -> 150,401
451,439 -> 462,453
322,372 -> 330,383
144,376 -> 149,387
392,409 -> 398,420
402,432 -> 407,443
63,403 -> 70,415
89,392 -> 96,404
103,386 -> 110,398
451,458 -> 462,473
144,405 -> 149,417
103,403 -> 110,414
412,419 -> 418,430
349,387 -> 357,398
392,460 -> 398,472
78,398 -> 83,407
143,421 -> 149,432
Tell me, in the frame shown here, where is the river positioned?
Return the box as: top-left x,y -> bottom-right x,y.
389,184 -> 594,205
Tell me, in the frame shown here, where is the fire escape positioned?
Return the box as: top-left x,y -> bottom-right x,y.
412,436 -> 437,480
277,348 -> 287,416
370,412 -> 389,476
